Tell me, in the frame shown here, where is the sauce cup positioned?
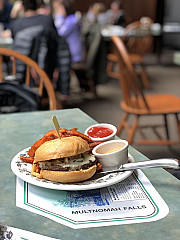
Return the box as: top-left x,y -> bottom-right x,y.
84,123 -> 117,142
92,139 -> 129,171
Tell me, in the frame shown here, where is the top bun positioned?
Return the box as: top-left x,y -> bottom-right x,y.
34,136 -> 90,163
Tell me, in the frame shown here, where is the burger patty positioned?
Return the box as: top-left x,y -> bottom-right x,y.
39,153 -> 97,171
39,160 -> 97,171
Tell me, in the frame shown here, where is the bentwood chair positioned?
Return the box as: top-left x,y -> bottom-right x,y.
0,48 -> 58,110
107,18 -> 153,89
111,35 -> 180,145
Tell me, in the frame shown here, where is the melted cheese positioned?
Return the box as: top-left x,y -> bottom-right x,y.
39,153 -> 96,171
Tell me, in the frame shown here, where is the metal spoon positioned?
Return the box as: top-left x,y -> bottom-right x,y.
97,158 -> 180,175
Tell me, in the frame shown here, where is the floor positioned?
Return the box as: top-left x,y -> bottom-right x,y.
62,50 -> 180,179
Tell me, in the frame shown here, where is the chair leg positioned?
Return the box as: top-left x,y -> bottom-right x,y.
55,97 -> 63,109
128,115 -> 139,144
164,114 -> 170,140
117,113 -> 139,144
175,113 -> 180,141
106,61 -> 114,75
116,112 -> 129,136
106,60 -> 120,79
140,64 -> 150,89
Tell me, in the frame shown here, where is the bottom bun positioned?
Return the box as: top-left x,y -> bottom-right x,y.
35,165 -> 97,183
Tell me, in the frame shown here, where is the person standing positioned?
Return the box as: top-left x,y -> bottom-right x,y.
106,0 -> 125,26
53,0 -> 85,63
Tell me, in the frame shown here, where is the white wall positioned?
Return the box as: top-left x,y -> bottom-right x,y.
163,0 -> 180,48
164,0 -> 180,22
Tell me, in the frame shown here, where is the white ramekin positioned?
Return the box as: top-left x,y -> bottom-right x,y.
84,123 -> 117,142
92,139 -> 129,171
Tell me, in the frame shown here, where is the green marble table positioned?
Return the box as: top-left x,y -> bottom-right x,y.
0,108 -> 180,240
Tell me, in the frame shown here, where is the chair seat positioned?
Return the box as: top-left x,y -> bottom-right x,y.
121,94 -> 180,115
107,53 -> 118,62
129,54 -> 143,63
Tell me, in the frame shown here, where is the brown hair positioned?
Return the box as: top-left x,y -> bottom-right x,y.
57,0 -> 75,16
22,0 -> 37,11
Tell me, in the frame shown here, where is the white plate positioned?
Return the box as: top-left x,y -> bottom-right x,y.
11,147 -> 134,191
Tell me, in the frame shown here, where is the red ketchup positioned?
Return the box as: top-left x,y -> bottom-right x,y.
87,126 -> 113,138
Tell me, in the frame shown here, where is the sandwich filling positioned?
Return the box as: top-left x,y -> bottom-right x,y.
38,152 -> 96,171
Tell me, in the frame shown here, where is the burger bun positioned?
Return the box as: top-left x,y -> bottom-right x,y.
31,164 -> 97,183
34,136 -> 90,163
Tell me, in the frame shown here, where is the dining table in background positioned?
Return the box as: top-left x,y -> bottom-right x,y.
0,108 -> 180,240
101,25 -> 125,39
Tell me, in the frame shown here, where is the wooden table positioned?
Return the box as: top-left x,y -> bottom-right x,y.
0,108 -> 180,240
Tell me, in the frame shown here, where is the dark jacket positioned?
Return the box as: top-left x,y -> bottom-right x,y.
10,15 -> 71,95
0,0 -> 12,30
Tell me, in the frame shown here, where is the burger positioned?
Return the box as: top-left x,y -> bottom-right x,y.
31,136 -> 97,183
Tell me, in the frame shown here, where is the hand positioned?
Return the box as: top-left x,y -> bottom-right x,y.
1,29 -> 12,38
10,1 -> 23,18
53,2 -> 66,17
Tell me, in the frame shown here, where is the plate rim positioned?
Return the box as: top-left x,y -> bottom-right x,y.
11,147 -> 134,191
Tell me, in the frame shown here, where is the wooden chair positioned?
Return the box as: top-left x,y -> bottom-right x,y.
0,48 -> 58,110
125,17 -> 154,32
111,35 -> 180,145
107,18 -> 153,89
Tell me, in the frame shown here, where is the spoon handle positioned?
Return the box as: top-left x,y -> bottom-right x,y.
99,158 -> 180,174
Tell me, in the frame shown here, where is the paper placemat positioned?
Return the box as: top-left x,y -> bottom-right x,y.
16,170 -> 169,229
0,223 -> 59,240
13,228 -> 59,240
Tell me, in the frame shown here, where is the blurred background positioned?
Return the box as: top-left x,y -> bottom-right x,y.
1,0 -> 180,171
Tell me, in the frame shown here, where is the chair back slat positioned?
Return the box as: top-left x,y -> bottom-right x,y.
0,48 -> 57,110
38,78 -> 44,96
12,58 -> 16,76
123,18 -> 153,56
25,66 -> 30,85
111,35 -> 149,110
